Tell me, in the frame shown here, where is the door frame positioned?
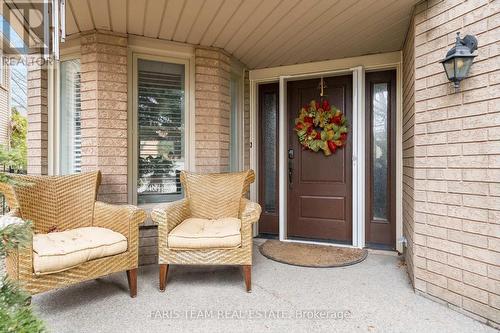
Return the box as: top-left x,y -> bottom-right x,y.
279,68 -> 363,247
249,52 -> 403,252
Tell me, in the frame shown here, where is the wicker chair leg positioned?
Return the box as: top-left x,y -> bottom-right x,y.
243,265 -> 251,292
126,269 -> 138,298
159,264 -> 169,292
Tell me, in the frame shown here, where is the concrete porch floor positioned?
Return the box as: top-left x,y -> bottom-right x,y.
33,240 -> 495,333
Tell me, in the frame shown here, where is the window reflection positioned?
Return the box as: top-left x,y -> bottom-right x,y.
372,83 -> 388,220
262,92 -> 277,213
137,59 -> 185,204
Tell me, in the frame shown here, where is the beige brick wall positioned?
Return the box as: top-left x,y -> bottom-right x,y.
403,12 -> 417,287
80,31 -> 128,203
406,0 -> 500,326
195,47 -> 231,173
27,58 -> 48,175
139,226 -> 158,266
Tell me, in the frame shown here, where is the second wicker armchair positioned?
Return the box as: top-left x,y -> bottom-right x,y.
151,170 -> 261,292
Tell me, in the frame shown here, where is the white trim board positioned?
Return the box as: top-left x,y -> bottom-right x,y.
352,66 -> 365,248
250,52 -> 401,81
48,51 -> 81,176
278,76 -> 287,241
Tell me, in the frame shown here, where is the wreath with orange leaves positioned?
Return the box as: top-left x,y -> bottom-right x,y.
294,99 -> 349,156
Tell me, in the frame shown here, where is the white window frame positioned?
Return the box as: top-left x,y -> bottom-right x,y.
48,51 -> 81,176
229,63 -> 245,172
0,48 -> 4,88
128,51 -> 194,207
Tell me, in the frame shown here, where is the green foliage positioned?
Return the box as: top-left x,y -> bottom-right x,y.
0,147 -> 25,174
0,219 -> 32,256
0,277 -> 45,333
9,108 -> 27,173
0,179 -> 45,332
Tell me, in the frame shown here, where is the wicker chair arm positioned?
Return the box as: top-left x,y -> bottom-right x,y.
92,201 -> 146,239
151,198 -> 190,232
4,208 -> 22,218
239,198 -> 261,226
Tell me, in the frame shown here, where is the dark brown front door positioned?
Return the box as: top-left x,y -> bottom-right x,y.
287,75 -> 353,243
258,83 -> 280,235
365,70 -> 396,249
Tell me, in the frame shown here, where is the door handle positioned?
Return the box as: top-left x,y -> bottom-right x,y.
288,161 -> 293,187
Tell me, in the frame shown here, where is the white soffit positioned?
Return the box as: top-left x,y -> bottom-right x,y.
66,0 -> 418,69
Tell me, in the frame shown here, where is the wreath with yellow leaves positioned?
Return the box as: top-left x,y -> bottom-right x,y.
294,99 -> 349,156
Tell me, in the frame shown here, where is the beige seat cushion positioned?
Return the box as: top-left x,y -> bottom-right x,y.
168,217 -> 241,249
33,227 -> 127,275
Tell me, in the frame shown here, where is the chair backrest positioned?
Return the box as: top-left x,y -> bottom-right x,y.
0,171 -> 101,233
180,170 -> 255,219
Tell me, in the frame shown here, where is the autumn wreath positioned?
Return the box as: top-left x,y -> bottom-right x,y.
294,99 -> 349,156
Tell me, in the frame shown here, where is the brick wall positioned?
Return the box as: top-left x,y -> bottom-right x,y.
0,64 -> 10,146
407,0 -> 500,326
139,226 -> 158,266
80,31 -> 128,203
27,58 -> 48,175
403,12 -> 416,287
194,47 -> 231,173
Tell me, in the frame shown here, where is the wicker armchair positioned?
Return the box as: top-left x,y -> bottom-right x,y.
0,171 -> 146,297
151,170 -> 261,292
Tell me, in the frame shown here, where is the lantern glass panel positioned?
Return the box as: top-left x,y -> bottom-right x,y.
455,57 -> 474,80
443,59 -> 455,80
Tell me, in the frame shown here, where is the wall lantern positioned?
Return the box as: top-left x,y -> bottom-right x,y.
440,32 -> 478,89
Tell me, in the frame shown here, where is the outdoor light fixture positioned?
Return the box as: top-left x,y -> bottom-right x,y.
440,32 -> 478,89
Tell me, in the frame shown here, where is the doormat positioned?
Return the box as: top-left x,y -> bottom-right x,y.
259,240 -> 368,268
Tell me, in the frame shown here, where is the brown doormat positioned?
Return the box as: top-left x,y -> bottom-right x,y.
259,240 -> 368,268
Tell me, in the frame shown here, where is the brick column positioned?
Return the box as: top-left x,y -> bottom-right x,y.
80,31 -> 128,203
27,57 -> 48,175
194,47 -> 231,173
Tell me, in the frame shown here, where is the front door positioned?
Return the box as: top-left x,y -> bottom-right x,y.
287,75 -> 353,243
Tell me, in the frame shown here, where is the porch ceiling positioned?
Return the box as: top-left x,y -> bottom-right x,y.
66,0 -> 418,69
